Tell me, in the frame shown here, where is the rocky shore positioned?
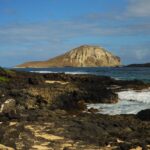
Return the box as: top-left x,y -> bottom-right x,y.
0,67 -> 150,150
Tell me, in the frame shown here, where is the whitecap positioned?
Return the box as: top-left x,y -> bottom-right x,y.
87,88 -> 150,115
30,71 -> 57,73
118,89 -> 150,104
30,70 -> 89,75
64,72 -> 88,75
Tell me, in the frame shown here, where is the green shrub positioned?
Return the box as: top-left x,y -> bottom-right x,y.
0,66 -> 15,75
0,76 -> 9,82
5,69 -> 14,74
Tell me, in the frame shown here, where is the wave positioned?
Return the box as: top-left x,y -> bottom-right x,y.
87,89 -> 150,115
30,70 -> 89,75
30,71 -> 56,73
87,100 -> 150,115
118,89 -> 150,104
64,71 -> 88,75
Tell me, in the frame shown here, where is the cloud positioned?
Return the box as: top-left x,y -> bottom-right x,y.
135,49 -> 149,60
78,13 -> 122,22
126,0 -> 150,17
117,42 -> 150,64
0,0 -> 150,67
0,19 -> 149,47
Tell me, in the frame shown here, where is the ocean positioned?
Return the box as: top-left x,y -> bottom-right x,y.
14,67 -> 150,115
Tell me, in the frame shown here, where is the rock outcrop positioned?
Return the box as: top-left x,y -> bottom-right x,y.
137,109 -> 150,121
0,68 -> 150,149
16,45 -> 121,68
126,63 -> 150,67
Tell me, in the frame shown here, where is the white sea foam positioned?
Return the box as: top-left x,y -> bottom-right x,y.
30,71 -> 55,73
30,71 -> 88,75
87,89 -> 150,115
118,89 -> 150,104
65,72 -> 88,75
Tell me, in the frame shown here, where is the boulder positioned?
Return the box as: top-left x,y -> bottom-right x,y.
137,109 -> 150,121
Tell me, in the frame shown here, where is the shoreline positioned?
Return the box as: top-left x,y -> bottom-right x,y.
0,68 -> 150,149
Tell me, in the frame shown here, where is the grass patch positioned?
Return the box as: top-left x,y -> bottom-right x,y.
0,76 -> 9,82
0,67 -> 15,75
5,69 -> 14,74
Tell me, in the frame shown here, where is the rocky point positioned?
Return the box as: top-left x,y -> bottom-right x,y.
0,67 -> 149,150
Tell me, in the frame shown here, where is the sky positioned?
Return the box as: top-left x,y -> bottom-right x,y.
0,0 -> 150,67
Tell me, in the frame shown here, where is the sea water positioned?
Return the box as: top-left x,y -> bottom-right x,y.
87,89 -> 150,115
14,67 -> 150,115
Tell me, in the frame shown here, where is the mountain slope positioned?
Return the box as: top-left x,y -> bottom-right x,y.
16,45 -> 121,68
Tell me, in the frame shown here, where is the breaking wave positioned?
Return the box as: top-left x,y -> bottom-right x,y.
30,70 -> 89,75
118,89 -> 150,104
87,89 -> 150,115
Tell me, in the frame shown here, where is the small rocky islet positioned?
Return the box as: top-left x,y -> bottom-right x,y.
0,67 -> 150,150
16,45 -> 121,68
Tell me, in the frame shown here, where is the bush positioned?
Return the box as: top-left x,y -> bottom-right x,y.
0,76 -> 9,82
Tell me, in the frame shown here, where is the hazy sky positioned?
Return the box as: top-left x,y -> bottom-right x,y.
0,0 -> 150,67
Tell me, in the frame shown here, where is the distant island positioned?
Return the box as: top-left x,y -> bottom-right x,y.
126,63 -> 150,67
16,45 -> 121,68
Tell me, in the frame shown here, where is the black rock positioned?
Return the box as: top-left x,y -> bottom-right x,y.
28,75 -> 44,85
137,109 -> 150,121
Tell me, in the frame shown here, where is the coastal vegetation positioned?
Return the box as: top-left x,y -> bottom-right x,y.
0,76 -> 9,82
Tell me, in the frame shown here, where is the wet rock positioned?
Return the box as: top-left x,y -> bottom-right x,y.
88,108 -> 99,113
28,75 -> 44,85
76,100 -> 87,110
137,109 -> 150,121
116,79 -> 150,90
119,143 -> 131,150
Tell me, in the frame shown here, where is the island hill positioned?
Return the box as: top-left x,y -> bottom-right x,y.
16,45 -> 121,68
126,63 -> 150,67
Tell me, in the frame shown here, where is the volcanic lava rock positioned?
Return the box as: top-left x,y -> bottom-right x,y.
137,109 -> 150,121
